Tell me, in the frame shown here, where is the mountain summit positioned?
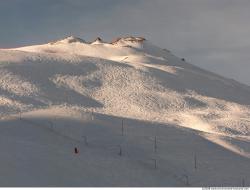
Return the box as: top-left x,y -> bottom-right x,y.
50,35 -> 86,44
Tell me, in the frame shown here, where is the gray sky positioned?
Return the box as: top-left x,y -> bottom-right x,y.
1,0 -> 250,86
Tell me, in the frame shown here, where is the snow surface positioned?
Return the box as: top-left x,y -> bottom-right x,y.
0,36 -> 250,186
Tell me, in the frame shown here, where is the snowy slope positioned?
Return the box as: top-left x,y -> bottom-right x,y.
0,36 -> 250,186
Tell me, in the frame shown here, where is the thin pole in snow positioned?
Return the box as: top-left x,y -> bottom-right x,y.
151,159 -> 157,169
122,119 -> 124,136
118,145 -> 122,156
83,136 -> 88,146
49,121 -> 53,130
194,153 -> 197,170
91,109 -> 94,121
154,136 -> 157,153
242,178 -> 245,187
64,91 -> 67,104
183,175 -> 189,186
19,109 -> 21,120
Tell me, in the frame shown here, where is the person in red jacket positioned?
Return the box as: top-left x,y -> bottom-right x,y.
74,147 -> 79,154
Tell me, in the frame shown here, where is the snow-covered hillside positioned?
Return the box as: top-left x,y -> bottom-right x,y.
0,36 -> 250,186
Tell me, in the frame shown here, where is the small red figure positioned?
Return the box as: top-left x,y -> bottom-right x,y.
74,147 -> 79,154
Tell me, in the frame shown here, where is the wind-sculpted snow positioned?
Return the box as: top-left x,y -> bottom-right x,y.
0,36 -> 250,186
0,69 -> 39,96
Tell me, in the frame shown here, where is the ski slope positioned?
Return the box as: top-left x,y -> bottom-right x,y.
0,36 -> 250,186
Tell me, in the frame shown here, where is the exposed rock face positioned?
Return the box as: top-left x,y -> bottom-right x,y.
111,36 -> 146,44
91,37 -> 104,44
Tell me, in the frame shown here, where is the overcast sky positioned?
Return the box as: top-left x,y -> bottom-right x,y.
1,0 -> 250,85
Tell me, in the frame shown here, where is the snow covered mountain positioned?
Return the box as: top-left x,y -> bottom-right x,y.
0,36 -> 250,186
